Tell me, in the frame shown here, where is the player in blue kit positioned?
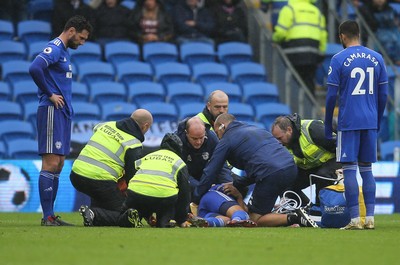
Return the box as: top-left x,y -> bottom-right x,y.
194,113 -> 318,227
324,20 -> 388,230
197,184 -> 256,227
29,15 -> 92,226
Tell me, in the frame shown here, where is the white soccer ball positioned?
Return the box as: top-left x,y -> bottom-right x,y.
0,164 -> 31,212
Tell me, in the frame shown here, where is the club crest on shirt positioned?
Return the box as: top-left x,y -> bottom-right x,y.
187,155 -> 192,162
202,152 -> 209,160
55,141 -> 62,149
328,66 -> 332,75
44,47 -> 52,54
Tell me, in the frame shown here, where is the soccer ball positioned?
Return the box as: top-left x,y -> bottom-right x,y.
0,164 -> 31,212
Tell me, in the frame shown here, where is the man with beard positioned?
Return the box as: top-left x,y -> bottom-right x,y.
271,113 -> 340,206
29,15 -> 93,226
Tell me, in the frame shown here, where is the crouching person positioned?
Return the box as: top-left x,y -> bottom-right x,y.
122,133 -> 192,228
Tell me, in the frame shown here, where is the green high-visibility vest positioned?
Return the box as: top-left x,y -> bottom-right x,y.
72,122 -> 142,181
288,120 -> 335,170
196,112 -> 213,130
129,149 -> 186,198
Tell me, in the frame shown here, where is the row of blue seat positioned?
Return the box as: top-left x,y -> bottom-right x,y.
0,37 -> 255,68
1,59 -> 267,90
0,79 -> 279,106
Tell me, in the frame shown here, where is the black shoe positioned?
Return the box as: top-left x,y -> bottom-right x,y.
79,205 -> 94,227
226,219 -> 257,227
187,213 -> 208,227
53,215 -> 74,226
127,208 -> 143,228
295,207 -> 318,228
41,216 -> 60,226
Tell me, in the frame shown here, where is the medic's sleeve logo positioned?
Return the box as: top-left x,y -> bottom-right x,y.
44,47 -> 52,54
328,66 -> 332,75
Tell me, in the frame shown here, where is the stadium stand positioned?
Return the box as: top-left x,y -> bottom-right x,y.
0,19 -> 14,40
0,101 -> 23,121
0,40 -> 26,64
116,61 -> 154,86
7,138 -> 38,159
255,102 -> 291,131
0,120 -> 35,142
180,41 -> 216,68
101,101 -> 137,121
204,82 -> 242,103
89,81 -> 127,105
217,41 -> 253,67
166,82 -> 204,105
192,62 -> 229,87
380,140 -> 400,161
128,81 -> 165,105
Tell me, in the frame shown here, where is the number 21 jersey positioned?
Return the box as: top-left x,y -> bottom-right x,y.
327,45 -> 388,131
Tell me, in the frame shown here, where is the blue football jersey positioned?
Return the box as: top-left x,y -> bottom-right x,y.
36,38 -> 73,117
327,45 -> 388,130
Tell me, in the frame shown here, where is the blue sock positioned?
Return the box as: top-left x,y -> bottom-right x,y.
39,171 -> 55,219
52,173 -> 60,213
359,165 -> 376,217
343,164 -> 359,219
231,210 -> 249,221
205,217 -> 225,227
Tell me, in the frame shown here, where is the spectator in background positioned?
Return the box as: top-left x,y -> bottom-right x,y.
94,0 -> 131,45
128,0 -> 174,44
211,0 -> 248,45
52,0 -> 95,39
360,0 -> 400,65
272,0 -> 327,96
260,0 -> 288,29
172,0 -> 215,44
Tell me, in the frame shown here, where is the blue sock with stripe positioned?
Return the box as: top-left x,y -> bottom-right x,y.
359,165 -> 376,217
343,164 -> 359,219
39,170 -> 55,219
231,210 -> 250,221
52,173 -> 60,214
205,217 -> 225,227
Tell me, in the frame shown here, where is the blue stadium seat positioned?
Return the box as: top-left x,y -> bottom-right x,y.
0,101 -> 23,121
380,140 -> 400,161
128,82 -> 165,105
217,42 -> 253,67
78,61 -> 115,85
0,81 -> 11,101
0,40 -> 26,64
116,61 -> 154,86
140,102 -> 178,122
0,140 -> 6,158
12,80 -> 38,104
180,41 -> 216,68
70,41 -> 102,66
204,82 -> 242,103
17,20 -> 51,47
192,62 -> 229,87
0,120 -> 35,142
155,62 -> 191,86
228,102 -> 255,122
245,121 -> 267,129
27,41 -> 47,61
7,138 -> 38,159
89,81 -> 127,104
177,102 -> 205,120
166,82 -> 204,105
101,101 -> 137,121
28,0 -> 54,22
143,42 -> 179,68
22,101 -> 38,129
0,20 -> 14,40
72,102 -> 101,122
121,0 -> 136,9
72,81 -> 89,102
255,102 -> 291,131
242,82 -> 279,107
230,62 -> 267,86
1,60 -> 32,84
104,41 -> 140,68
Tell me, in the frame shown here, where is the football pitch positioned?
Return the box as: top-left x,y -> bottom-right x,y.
1,213 -> 399,265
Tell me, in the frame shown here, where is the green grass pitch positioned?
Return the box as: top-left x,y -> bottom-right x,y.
1,213 -> 399,265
